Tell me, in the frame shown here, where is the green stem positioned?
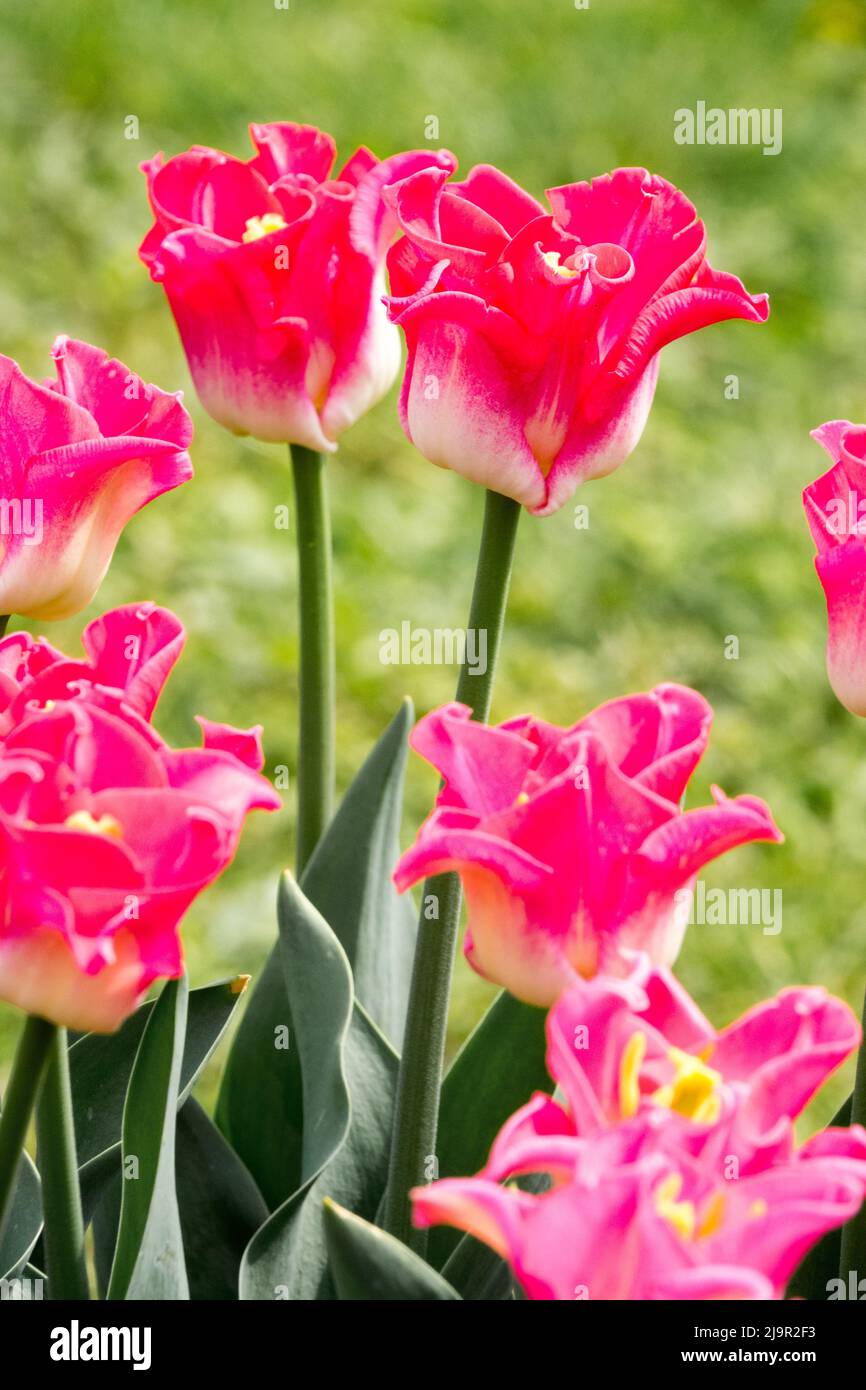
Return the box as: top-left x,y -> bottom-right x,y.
290,445 -> 335,875
36,1028 -> 89,1299
0,615 -> 10,639
839,987 -> 866,1285
383,488 -> 521,1250
0,1015 -> 55,1252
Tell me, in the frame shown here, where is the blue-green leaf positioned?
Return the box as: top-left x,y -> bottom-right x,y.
324,1199 -> 460,1300
239,874 -> 397,1300
217,702 -> 414,1209
107,976 -> 189,1301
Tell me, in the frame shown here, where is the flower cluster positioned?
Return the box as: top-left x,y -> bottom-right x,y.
396,689 -> 866,1299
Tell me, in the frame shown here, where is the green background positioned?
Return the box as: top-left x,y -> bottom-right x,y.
1,0 -> 865,1124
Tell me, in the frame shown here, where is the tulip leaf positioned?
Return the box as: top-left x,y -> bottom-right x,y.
217,701 -> 414,1209
323,1199 -> 460,1300
430,990 -> 550,1266
71,973 -> 249,1192
0,1149 -> 41,1281
239,873 -> 397,1300
107,976 -> 189,1301
175,1097 -> 269,1300
301,697 -> 416,1047
214,949 -> 303,1211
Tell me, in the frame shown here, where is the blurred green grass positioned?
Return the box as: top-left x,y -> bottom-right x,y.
1,0 -> 865,1125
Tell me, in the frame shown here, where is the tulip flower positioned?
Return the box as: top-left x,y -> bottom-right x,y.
803,420 -> 866,715
0,337 -> 192,622
0,604 -> 280,1032
475,957 -> 860,1179
394,689 -> 782,1005
140,122 -> 456,448
413,1114 -> 866,1300
412,964 -> 866,1299
385,164 -> 769,515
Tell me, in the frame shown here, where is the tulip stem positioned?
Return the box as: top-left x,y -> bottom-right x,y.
383,487 -> 521,1252
0,1014 -> 56,1255
290,444 -> 335,875
36,1028 -> 89,1300
839,987 -> 866,1286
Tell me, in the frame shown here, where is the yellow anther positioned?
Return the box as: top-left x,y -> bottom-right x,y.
697,1190 -> 726,1240
242,213 -> 289,243
541,249 -> 581,280
515,791 -> 530,805
655,1173 -> 696,1241
65,810 -> 123,839
651,1046 -> 723,1125
619,1030 -> 647,1119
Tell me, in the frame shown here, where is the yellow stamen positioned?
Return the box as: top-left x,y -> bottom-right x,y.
655,1173 -> 696,1241
749,1199 -> 768,1220
697,1190 -> 726,1240
242,213 -> 289,244
619,1030 -> 647,1119
65,810 -> 123,839
651,1046 -> 723,1125
515,791 -> 530,805
541,249 -> 583,280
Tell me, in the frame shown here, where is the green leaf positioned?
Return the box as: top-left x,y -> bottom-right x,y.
72,973 -> 250,1206
214,950 -> 303,1211
176,1097 -> 268,1300
431,990 -> 549,1266
302,698 -> 416,1047
217,702 -> 414,1209
323,1199 -> 460,1300
239,874 -> 397,1300
107,976 -> 189,1301
0,1150 -> 41,1281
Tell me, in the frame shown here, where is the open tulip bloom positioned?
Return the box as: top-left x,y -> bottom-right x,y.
412,958 -> 866,1300
0,602 -> 280,1032
0,337 -> 192,621
385,163 -> 769,514
140,122 -> 456,448
394,688 -> 782,1004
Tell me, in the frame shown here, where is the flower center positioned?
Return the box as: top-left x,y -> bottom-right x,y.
541,249 -> 583,280
65,809 -> 123,839
242,213 -> 289,244
655,1174 -> 727,1243
651,1046 -> 723,1125
618,1034 -> 723,1124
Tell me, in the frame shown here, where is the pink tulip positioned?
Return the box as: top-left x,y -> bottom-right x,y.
385,164 -> 768,515
481,957 -> 860,1179
803,421 -> 866,715
0,604 -> 280,1032
394,689 -> 782,1005
412,965 -> 866,1299
413,1115 -> 866,1300
140,123 -> 455,449
0,338 -> 192,621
